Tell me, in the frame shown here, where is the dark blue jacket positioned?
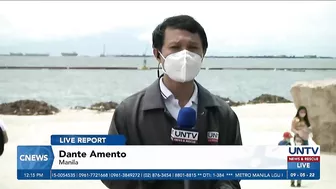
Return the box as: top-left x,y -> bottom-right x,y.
102,78 -> 242,189
0,126 -> 4,156
278,140 -> 291,146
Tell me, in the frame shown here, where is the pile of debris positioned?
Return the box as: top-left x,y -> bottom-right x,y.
0,100 -> 59,115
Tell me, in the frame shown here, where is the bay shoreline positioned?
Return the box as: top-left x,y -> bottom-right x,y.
0,94 -> 291,115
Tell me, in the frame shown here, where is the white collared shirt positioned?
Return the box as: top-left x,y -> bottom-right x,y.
159,78 -> 198,120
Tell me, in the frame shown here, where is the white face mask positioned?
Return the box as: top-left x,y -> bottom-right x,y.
159,50 -> 203,83
296,142 -> 303,145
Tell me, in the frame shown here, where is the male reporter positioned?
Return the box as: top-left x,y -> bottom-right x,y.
102,15 -> 242,189
0,119 -> 8,156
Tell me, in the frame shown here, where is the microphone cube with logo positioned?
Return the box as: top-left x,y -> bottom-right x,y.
171,107 -> 199,145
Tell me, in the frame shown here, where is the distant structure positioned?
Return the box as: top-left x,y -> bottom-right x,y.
141,54 -> 149,70
9,52 -> 24,56
24,53 -> 49,57
274,55 -> 287,58
100,44 -> 106,57
61,52 -> 78,57
1,53 -> 49,57
140,44 -> 150,70
303,55 -> 317,58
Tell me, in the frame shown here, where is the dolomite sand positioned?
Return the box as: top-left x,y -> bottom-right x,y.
1,103 -> 335,189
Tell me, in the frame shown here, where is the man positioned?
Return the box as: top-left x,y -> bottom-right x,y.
102,15 -> 242,189
0,119 -> 9,156
278,131 -> 293,146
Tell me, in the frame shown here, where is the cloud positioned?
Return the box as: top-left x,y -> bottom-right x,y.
0,1 -> 336,55
133,1 -> 336,55
137,30 -> 152,45
0,1 -> 155,41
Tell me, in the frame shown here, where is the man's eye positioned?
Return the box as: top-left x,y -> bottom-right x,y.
189,46 -> 199,50
170,46 -> 179,49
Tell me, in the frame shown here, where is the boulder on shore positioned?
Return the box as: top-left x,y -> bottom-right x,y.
217,96 -> 246,107
248,94 -> 291,104
290,79 -> 336,153
89,101 -> 119,112
0,100 -> 59,115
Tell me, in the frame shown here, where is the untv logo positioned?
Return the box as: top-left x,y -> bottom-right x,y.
171,128 -> 198,144
207,131 -> 219,143
288,147 -> 319,155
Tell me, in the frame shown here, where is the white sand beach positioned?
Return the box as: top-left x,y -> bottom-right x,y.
0,103 -> 335,189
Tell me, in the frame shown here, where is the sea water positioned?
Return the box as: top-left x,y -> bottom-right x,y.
0,56 -> 335,108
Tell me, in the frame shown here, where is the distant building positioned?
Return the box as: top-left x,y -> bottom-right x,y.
10,52 -> 24,56
24,53 -> 49,57
304,55 -> 317,58
61,52 -> 78,57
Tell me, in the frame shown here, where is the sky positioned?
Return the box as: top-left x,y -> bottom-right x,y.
0,1 -> 336,56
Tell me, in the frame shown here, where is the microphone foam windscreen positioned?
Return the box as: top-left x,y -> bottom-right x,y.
177,107 -> 197,128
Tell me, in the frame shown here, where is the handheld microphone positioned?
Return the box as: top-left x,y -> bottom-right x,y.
171,107 -> 196,189
171,107 -> 198,144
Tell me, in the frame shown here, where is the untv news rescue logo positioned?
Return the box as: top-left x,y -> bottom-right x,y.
207,131 -> 219,143
171,128 -> 199,144
288,146 -> 320,155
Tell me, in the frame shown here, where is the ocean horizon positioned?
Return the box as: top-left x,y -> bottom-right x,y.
0,56 -> 335,108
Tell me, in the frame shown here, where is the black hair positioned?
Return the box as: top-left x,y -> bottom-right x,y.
295,106 -> 311,127
152,15 -> 208,56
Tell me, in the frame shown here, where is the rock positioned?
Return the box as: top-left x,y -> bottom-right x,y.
89,101 -> 119,112
0,100 -> 60,115
217,96 -> 245,107
290,79 -> 336,153
248,94 -> 291,104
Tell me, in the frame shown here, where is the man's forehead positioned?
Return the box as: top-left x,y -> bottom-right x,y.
164,28 -> 201,44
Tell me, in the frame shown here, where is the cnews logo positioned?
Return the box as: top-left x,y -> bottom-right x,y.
20,154 -> 48,161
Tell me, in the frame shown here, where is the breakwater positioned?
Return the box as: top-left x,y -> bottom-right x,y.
0,66 -> 335,71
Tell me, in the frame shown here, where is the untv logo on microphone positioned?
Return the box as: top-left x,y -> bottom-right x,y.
171,128 -> 199,144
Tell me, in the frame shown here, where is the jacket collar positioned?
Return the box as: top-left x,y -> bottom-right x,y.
142,78 -> 220,111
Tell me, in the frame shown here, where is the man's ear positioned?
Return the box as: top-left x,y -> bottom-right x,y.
153,49 -> 160,62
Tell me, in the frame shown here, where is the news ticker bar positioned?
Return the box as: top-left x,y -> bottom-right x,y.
17,169 -> 320,180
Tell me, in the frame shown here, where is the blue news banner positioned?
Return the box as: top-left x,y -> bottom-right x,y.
17,135 -> 320,180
